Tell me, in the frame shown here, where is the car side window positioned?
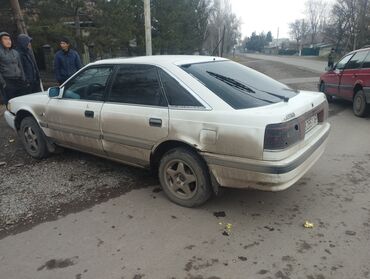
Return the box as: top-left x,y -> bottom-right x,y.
63,66 -> 113,101
345,51 -> 368,69
158,69 -> 203,107
361,51 -> 370,69
109,64 -> 167,107
335,54 -> 353,70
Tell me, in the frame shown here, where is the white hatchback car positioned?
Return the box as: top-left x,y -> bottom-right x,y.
5,55 -> 330,207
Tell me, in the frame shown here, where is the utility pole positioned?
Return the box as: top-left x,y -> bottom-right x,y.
218,27 -> 221,56
9,0 -> 28,35
220,25 -> 226,57
144,0 -> 152,56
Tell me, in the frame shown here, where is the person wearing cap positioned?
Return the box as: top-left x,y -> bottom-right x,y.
16,34 -> 41,94
0,31 -> 26,106
54,37 -> 82,85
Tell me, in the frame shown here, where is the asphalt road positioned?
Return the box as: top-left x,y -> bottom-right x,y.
240,53 -> 328,74
1,56 -> 370,279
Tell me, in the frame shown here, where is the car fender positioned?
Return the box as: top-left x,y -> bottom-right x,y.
353,80 -> 365,98
13,106 -> 42,130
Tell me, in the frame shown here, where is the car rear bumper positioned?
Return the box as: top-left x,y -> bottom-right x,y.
203,123 -> 330,191
4,110 -> 16,131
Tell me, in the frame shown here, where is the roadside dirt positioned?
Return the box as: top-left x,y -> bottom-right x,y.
0,106 -> 157,239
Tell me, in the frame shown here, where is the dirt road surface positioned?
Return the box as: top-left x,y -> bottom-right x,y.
1,56 -> 369,279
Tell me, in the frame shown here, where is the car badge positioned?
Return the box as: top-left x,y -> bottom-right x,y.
284,112 -> 296,121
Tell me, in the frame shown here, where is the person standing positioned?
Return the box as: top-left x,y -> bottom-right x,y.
328,48 -> 335,69
0,32 -> 26,106
54,37 -> 82,85
16,34 -> 41,94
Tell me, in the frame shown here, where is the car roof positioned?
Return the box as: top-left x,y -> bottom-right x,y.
90,55 -> 228,67
347,47 -> 370,55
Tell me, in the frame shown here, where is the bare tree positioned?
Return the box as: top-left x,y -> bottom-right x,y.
324,0 -> 369,53
357,0 -> 369,48
9,0 -> 28,34
289,19 -> 309,55
193,0 -> 213,53
204,0 -> 241,55
305,0 -> 327,44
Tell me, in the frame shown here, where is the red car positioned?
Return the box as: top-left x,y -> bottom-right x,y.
319,47 -> 370,117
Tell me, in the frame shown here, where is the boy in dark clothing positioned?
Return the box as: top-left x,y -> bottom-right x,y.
16,34 -> 41,94
54,37 -> 82,85
0,32 -> 26,106
328,48 -> 335,69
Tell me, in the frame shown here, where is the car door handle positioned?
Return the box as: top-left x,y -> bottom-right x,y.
352,74 -> 357,78
85,110 -> 94,118
149,118 -> 162,127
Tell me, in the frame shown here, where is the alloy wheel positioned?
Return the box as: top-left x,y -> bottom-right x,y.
24,126 -> 39,152
164,159 -> 198,200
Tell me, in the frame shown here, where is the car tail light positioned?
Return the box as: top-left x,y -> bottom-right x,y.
264,102 -> 327,151
264,118 -> 303,150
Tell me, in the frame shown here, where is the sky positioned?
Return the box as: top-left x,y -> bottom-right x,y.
230,0 -> 307,39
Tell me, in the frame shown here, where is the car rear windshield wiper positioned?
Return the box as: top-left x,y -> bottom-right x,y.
206,71 -> 275,103
207,71 -> 255,93
259,89 -> 290,102
207,71 -> 290,103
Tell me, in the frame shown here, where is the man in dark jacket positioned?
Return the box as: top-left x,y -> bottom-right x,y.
0,32 -> 26,106
16,34 -> 41,94
54,37 -> 82,85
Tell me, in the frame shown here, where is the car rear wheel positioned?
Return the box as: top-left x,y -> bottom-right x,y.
353,90 -> 369,117
158,148 -> 212,207
19,117 -> 49,159
320,82 -> 332,103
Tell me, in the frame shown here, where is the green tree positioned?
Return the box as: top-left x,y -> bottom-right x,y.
266,31 -> 273,43
152,0 -> 212,54
91,0 -> 139,56
245,32 -> 269,52
26,0 -> 88,51
17,0 -> 240,58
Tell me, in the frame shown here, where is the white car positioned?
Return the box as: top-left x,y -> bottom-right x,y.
5,55 -> 330,207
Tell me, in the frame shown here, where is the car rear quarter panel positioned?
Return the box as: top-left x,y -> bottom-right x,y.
167,109 -> 266,160
166,91 -> 327,162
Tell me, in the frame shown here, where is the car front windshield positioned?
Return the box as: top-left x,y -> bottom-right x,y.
335,54 -> 353,70
181,60 -> 298,109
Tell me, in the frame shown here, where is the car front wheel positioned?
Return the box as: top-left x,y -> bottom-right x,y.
353,90 -> 369,117
19,117 -> 49,159
158,148 -> 212,207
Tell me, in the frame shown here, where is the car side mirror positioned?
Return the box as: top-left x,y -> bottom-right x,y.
48,87 -> 60,98
325,66 -> 332,71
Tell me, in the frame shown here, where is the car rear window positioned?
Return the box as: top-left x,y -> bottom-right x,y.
180,60 -> 298,109
362,51 -> 370,68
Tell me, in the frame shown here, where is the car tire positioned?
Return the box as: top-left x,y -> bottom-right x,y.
158,148 -> 212,207
353,90 -> 369,117
19,117 -> 49,159
320,82 -> 333,103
